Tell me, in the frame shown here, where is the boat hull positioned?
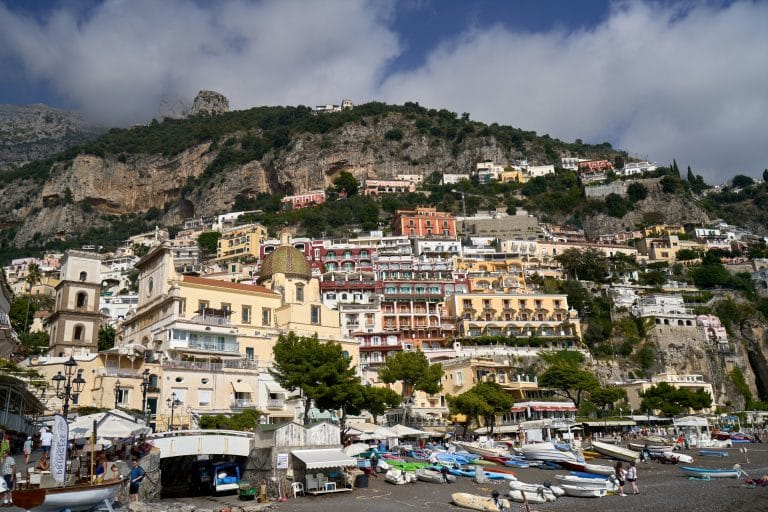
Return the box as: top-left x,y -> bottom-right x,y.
13,480 -> 124,512
508,489 -> 551,504
452,492 -> 509,511
560,484 -> 607,498
590,441 -> 640,463
583,463 -> 615,476
415,469 -> 455,484
679,466 -> 741,478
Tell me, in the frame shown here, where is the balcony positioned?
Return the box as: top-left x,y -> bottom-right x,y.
162,359 -> 259,371
231,399 -> 259,409
187,339 -> 240,353
267,399 -> 286,409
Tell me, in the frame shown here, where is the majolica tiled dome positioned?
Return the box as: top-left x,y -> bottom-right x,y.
257,245 -> 312,283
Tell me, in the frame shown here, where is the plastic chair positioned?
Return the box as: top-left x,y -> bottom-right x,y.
291,481 -> 305,498
305,474 -> 318,491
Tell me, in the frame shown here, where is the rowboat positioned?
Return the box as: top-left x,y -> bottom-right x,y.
662,451 -> 694,464
12,479 -> 124,512
415,468 -> 456,484
590,440 -> 640,462
583,463 -> 615,476
679,465 -> 744,478
520,442 -> 579,463
508,489 -> 552,504
452,492 -> 510,511
558,460 -> 586,472
560,484 -> 607,498
554,474 -> 612,489
508,480 -> 562,500
698,449 -> 728,457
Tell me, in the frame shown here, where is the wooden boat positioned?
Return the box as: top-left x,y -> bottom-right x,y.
679,466 -> 744,478
560,484 -> 607,498
590,440 -> 640,462
415,468 -> 456,484
452,492 -> 510,511
12,479 -> 124,512
698,449 -> 728,457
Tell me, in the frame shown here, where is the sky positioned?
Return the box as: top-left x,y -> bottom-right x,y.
1,0 -> 767,182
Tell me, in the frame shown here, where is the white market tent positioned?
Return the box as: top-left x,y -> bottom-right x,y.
673,416 -> 710,428
389,424 -> 430,437
292,448 -> 357,469
346,422 -> 398,440
68,409 -> 151,440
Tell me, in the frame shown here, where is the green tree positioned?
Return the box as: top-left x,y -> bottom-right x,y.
98,324 -> 116,351
19,331 -> 49,354
638,270 -> 666,287
763,169 -> 768,183
732,174 -> 754,188
626,182 -> 648,202
588,386 -> 628,415
197,231 -> 221,257
378,351 -> 444,423
361,386 -> 402,425
448,382 -> 514,437
538,361 -> 599,409
555,249 -> 609,283
640,382 -> 712,415
689,263 -> 730,288
270,332 -> 358,425
332,171 -> 360,196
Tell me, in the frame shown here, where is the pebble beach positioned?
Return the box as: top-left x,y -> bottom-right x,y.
166,446 -> 768,512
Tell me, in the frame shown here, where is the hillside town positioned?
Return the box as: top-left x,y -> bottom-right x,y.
2,156 -> 767,443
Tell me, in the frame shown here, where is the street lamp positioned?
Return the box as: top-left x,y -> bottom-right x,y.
51,356 -> 86,417
166,392 -> 180,432
139,369 -> 151,423
114,379 -> 122,409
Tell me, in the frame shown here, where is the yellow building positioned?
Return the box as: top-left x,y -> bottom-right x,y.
216,223 -> 268,261
445,293 -> 582,341
453,256 -> 528,293
115,232 -> 356,430
499,169 -> 529,184
635,235 -> 702,263
642,224 -> 686,237
619,372 -> 717,413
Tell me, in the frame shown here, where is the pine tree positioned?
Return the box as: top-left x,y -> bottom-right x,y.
687,166 -> 695,183
763,169 -> 768,183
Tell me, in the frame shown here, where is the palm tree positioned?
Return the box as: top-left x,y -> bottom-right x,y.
23,263 -> 42,333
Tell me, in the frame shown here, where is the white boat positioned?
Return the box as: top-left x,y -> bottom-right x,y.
583,463 -> 615,476
452,441 -> 509,458
590,440 -> 640,462
384,468 -> 417,485
679,465 -> 744,478
662,451 -> 694,464
520,442 -> 578,462
560,484 -> 607,498
12,479 -> 124,512
554,474 -> 614,490
415,468 -> 456,484
452,492 -> 509,511
508,481 -> 560,501
508,489 -> 551,504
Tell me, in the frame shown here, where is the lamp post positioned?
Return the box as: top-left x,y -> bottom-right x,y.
139,368 -> 151,423
114,379 -> 122,409
51,356 -> 86,418
166,392 -> 179,432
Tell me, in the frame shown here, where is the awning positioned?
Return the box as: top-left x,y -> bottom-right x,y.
264,381 -> 283,393
475,425 -> 520,434
532,405 -> 577,412
231,381 -> 252,394
292,449 -> 357,469
583,420 -> 636,427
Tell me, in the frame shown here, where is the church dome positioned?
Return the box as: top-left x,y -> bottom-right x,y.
258,245 -> 312,283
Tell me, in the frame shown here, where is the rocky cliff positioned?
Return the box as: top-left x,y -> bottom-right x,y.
0,104 -> 105,170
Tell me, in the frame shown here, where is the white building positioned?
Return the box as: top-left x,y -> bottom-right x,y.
621,161 -> 657,176
525,165 -> 555,178
633,294 -> 696,326
561,157 -> 589,171
442,173 -> 471,185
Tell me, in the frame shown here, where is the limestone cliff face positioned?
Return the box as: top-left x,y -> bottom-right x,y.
582,179 -> 710,238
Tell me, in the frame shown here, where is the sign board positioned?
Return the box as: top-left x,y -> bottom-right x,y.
51,414 -> 69,483
276,453 -> 289,470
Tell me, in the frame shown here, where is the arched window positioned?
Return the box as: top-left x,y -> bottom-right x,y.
73,324 -> 84,341
296,284 -> 304,302
79,271 -> 87,282
76,292 -> 87,308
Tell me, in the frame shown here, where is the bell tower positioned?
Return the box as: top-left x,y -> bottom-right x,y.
48,250 -> 103,356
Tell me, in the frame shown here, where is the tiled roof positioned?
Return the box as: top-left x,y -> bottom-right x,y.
182,275 -> 277,295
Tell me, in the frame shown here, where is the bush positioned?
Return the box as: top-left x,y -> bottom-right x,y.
384,128 -> 404,141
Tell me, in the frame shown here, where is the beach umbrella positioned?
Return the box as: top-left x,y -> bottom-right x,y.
390,424 -> 430,438
343,443 -> 370,456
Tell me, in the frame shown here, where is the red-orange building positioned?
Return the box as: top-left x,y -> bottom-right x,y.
577,160 -> 614,172
392,207 -> 457,238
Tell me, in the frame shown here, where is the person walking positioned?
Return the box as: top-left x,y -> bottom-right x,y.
23,437 -> 33,465
40,428 -> 53,459
614,461 -> 627,496
627,461 -> 639,495
129,458 -> 145,502
1,451 -> 16,506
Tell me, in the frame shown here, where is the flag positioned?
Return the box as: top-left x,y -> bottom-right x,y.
51,413 -> 69,484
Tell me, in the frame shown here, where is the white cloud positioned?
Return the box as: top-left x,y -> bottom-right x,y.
0,0 -> 399,124
379,2 -> 768,181
1,1 -> 766,181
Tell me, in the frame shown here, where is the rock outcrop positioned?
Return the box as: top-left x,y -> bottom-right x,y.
190,90 -> 229,117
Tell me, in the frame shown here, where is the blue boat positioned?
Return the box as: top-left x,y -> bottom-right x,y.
698,449 -> 728,457
570,471 -> 610,480
503,459 -> 530,468
679,466 -> 743,478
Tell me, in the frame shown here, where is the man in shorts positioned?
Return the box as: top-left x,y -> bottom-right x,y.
129,458 -> 145,502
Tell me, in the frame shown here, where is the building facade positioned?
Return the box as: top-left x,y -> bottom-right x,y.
392,207 -> 457,238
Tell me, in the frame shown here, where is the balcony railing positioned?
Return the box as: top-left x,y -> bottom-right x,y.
267,399 -> 285,409
162,358 -> 259,371
231,399 -> 258,409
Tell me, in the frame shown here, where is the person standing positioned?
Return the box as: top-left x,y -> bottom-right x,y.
23,437 -> 33,465
627,461 -> 639,495
0,435 -> 9,460
1,451 -> 16,506
614,461 -> 627,497
40,428 -> 53,459
129,458 -> 145,502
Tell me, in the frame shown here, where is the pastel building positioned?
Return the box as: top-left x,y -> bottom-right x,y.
392,207 -> 457,238
362,179 -> 416,196
216,223 -> 268,262
620,373 -> 716,413
281,190 -> 326,209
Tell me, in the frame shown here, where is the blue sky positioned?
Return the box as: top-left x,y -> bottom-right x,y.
1,0 -> 766,181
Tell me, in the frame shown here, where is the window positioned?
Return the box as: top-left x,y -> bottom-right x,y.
76,292 -> 87,308
455,371 -> 464,386
296,285 -> 304,302
178,299 -> 186,316
242,305 -> 251,324
245,347 -> 254,361
79,271 -> 87,282
262,308 -> 271,326
221,303 -> 231,314
116,387 -> 129,406
198,389 -> 212,407
198,300 -> 209,312
311,305 -> 321,325
73,324 -> 84,341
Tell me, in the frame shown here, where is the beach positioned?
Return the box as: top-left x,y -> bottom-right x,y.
168,446 -> 768,512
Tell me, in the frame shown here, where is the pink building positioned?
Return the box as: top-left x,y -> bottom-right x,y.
697,315 -> 728,342
281,189 -> 326,209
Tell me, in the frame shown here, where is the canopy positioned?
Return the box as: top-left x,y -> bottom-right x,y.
292,449 -> 357,469
342,443 -> 371,456
347,423 -> 398,440
674,416 -> 709,428
68,409 -> 151,440
389,424 -> 430,438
